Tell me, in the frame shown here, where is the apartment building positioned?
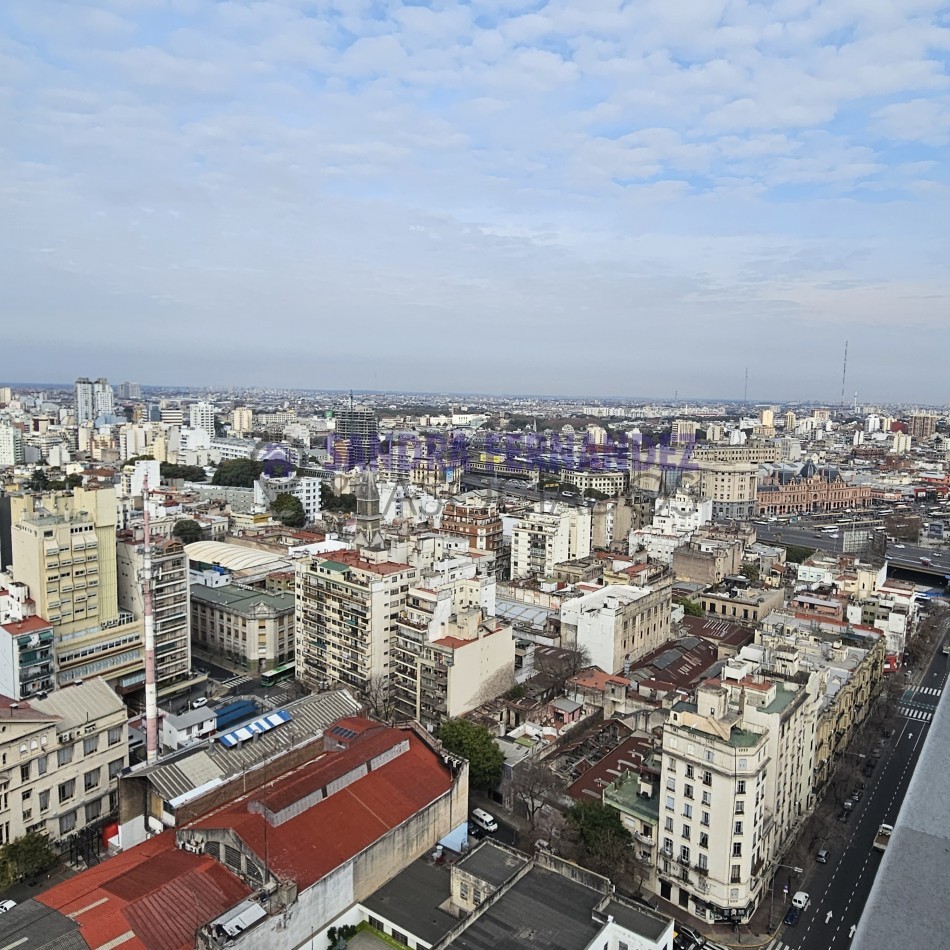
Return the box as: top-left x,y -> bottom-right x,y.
116,531 -> 193,699
191,583 -> 295,670
0,679 -> 127,848
560,576 -> 673,675
0,425 -> 24,466
391,598 -> 514,729
189,402 -> 216,438
230,407 -> 253,437
700,581 -> 784,627
439,495 -> 504,553
0,591 -> 55,700
510,503 -> 592,578
296,548 -> 418,694
560,468 -> 629,497
9,487 -> 147,693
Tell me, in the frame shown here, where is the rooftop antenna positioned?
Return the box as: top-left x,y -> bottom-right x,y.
142,473 -> 158,765
743,369 -> 748,404
840,340 -> 848,409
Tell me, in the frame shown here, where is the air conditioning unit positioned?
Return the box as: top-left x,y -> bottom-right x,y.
60,732 -> 73,743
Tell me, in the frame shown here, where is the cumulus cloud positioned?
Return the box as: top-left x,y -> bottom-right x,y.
0,0 -> 948,399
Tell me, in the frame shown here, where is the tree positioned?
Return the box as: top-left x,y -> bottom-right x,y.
29,468 -> 50,492
361,675 -> 397,721
211,458 -> 265,488
321,488 -> 358,513
270,492 -> 306,528
534,642 -> 593,698
740,563 -> 760,582
675,597 -> 704,617
437,718 -> 505,790
511,760 -> 560,829
173,519 -> 204,544
0,832 -> 56,887
161,462 -> 206,482
563,800 -> 644,893
783,544 -> 816,564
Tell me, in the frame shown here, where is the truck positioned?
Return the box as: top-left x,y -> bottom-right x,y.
874,823 -> 894,852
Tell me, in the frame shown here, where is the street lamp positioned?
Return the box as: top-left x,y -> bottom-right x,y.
769,863 -> 804,929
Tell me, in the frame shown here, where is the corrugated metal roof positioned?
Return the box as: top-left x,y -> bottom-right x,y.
31,677 -> 125,731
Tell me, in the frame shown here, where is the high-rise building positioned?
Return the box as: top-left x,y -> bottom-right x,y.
75,377 -> 95,424
439,496 -> 504,553
93,378 -> 114,418
231,406 -> 253,437
510,502 -> 592,578
295,548 -> 417,695
0,386 -> 13,404
116,532 -> 193,699
116,381 -> 142,400
9,486 -> 145,692
189,401 -> 217,437
783,410 -> 797,431
0,425 -> 24,466
334,405 -> 379,465
909,414 -> 937,442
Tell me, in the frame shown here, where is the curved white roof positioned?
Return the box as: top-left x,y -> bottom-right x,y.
184,540 -> 288,572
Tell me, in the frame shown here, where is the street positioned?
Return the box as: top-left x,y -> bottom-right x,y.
763,645 -> 947,950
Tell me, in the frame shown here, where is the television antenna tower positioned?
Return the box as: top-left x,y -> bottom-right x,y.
840,340 -> 848,408
142,473 -> 158,764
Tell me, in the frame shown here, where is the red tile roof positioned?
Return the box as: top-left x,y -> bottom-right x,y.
569,667 -> 632,692
38,831 -> 252,950
189,726 -> 452,890
322,548 -> 413,575
566,735 -> 651,801
0,614 -> 52,635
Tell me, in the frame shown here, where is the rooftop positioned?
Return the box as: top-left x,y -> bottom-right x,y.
0,899 -> 86,950
184,540 -> 290,573
456,842 -> 529,888
30,677 -> 125,731
189,582 -> 294,615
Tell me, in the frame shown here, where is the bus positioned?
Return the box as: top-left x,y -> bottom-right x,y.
261,661 -> 296,687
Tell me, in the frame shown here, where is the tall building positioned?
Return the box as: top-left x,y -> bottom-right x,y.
0,386 -> 12,404
909,414 -> 937,442
116,381 -> 141,400
295,549 -> 418,695
9,486 -> 145,692
671,419 -> 699,444
783,410 -> 797,431
189,401 -> 217,437
510,503 -> 592,578
116,532 -> 193,699
0,425 -> 24,466
93,378 -> 114,418
439,495 -> 504,553
334,405 -> 379,465
231,406 -> 253,436
74,377 -> 94,424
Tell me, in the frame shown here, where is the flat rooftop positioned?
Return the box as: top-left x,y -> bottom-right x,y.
456,843 -> 529,889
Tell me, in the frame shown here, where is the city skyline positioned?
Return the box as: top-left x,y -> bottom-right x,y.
2,2 -> 949,399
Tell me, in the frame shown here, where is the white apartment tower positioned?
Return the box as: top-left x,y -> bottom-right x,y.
189,402 -> 217,438
75,377 -> 95,425
93,378 -> 114,418
510,503 -> 592,579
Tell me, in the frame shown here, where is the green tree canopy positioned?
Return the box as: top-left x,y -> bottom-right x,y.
675,597 -> 704,617
161,462 -> 206,483
564,800 -> 643,890
270,492 -> 306,528
437,718 -> 505,790
211,458 -> 265,487
0,831 -> 56,887
172,519 -> 204,544
321,487 -> 358,513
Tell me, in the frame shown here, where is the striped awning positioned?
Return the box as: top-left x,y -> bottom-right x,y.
217,708 -> 292,748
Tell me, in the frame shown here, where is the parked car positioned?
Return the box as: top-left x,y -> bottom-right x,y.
783,906 -> 800,926
467,821 -> 485,840
852,789 -> 863,802
0,900 -> 16,914
191,696 -> 209,709
470,808 -> 498,833
817,848 -> 830,864
792,891 -> 810,910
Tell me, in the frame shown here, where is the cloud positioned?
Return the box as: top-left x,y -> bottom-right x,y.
0,0 -> 948,400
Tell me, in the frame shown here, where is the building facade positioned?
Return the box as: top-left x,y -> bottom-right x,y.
510,503 -> 592,579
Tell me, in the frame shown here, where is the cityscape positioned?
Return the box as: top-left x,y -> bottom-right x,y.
2,2 -> 949,950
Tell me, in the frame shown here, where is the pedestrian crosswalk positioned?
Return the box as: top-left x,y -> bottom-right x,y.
764,940 -> 794,950
223,674 -> 254,689
899,706 -> 933,722
917,686 -> 942,697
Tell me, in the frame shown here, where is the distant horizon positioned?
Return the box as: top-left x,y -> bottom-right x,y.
1,380 -> 945,412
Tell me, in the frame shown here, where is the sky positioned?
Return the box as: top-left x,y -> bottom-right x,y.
2,0 -> 949,403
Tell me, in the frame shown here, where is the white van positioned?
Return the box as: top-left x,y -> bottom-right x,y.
470,808 -> 498,833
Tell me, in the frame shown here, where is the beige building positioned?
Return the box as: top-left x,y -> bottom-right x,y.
0,679 -> 128,847
560,468 -> 629,497
191,583 -> 295,671
295,548 -> 418,695
510,503 -> 592,579
9,486 -> 146,693
231,407 -> 254,437
560,576 -> 672,675
391,592 -> 514,729
439,495 -> 504,553
700,583 -> 784,626
672,537 -> 744,586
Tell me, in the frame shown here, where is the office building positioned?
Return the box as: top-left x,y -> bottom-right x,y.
334,405 -> 379,465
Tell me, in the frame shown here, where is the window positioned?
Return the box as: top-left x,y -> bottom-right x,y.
459,883 -> 469,899
57,746 -> 73,767
37,755 -> 48,776
680,845 -> 690,863
83,735 -> 99,756
39,790 -> 50,811
702,770 -> 712,785
701,810 -> 710,827
731,865 -> 742,884
702,790 -> 711,806
20,763 -> 30,782
732,842 -> 742,857
739,758 -> 748,769
86,798 -> 102,822
735,801 -> 745,814
665,816 -> 674,832
108,758 -> 124,780
698,853 -> 708,870
685,765 -> 694,779
84,768 -> 101,792
737,780 -> 746,794
108,726 -> 123,746
734,821 -> 743,835
666,776 -> 676,791
699,832 -> 709,849
682,803 -> 693,819
58,779 -> 75,803
682,824 -> 691,840
59,811 -> 77,835
473,889 -> 483,906
666,795 -> 675,811
663,837 -> 674,854
684,783 -> 694,800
